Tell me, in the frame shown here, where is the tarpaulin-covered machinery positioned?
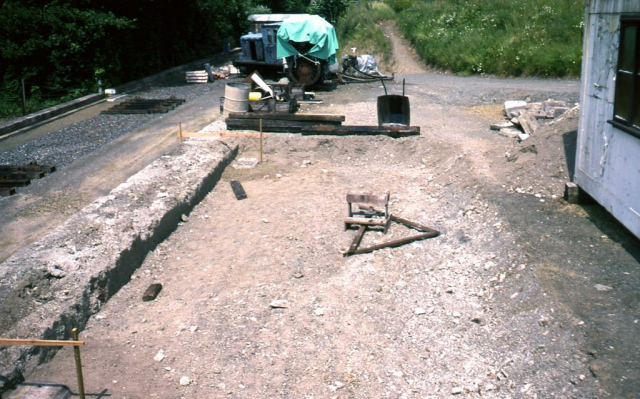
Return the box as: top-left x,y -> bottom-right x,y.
234,14 -> 339,87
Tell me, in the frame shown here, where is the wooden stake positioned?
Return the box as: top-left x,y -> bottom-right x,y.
259,119 -> 263,164
72,328 -> 86,399
21,79 -> 26,116
0,338 -> 84,347
179,123 -> 183,144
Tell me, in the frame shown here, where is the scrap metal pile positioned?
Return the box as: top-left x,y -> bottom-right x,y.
342,192 -> 440,256
339,54 -> 393,82
221,73 -> 420,137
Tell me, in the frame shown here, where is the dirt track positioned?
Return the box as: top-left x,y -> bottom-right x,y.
7,26 -> 640,398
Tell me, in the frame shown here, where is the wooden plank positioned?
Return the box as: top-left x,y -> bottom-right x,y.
344,217 -> 388,226
390,214 -> 440,235
228,112 -> 345,122
0,179 -> 29,187
346,225 -> 367,255
346,231 -> 440,256
301,125 -> 420,137
0,338 -> 84,347
225,119 -> 327,132
0,164 -> 55,173
230,181 -> 248,200
0,188 -> 16,196
346,192 -> 389,206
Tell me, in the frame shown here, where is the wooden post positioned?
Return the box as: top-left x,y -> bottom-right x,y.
21,79 -> 26,116
72,328 -> 86,399
179,123 -> 183,144
259,119 -> 263,164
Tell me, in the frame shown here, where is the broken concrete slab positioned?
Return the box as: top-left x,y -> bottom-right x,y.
504,100 -> 527,118
499,127 -> 521,138
517,113 -> 540,136
490,121 -> 515,130
542,100 -> 569,118
518,132 -> 530,141
3,382 -> 71,399
0,139 -> 237,392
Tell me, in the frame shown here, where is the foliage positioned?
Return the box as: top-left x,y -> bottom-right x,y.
336,1 -> 395,65
394,0 -> 584,77
0,0 -> 250,119
308,0 -> 351,26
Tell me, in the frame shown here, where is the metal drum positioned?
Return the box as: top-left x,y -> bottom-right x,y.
224,82 -> 251,112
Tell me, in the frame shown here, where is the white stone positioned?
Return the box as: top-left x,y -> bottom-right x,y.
315,308 -> 324,316
452,386 -> 463,394
594,284 -> 613,291
154,350 -> 165,362
415,308 -> 427,315
518,132 -> 530,141
180,376 -> 190,386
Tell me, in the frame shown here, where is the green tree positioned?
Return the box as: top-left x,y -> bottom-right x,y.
308,0 -> 350,25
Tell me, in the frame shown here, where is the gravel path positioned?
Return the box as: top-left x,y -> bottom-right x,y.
0,83 -> 220,168
3,32 -> 640,399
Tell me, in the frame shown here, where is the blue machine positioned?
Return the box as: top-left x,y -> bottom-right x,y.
234,19 -> 285,72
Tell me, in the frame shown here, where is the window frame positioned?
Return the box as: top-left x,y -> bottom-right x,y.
609,16 -> 640,140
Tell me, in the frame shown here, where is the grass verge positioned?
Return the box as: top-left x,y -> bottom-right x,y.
393,0 -> 583,77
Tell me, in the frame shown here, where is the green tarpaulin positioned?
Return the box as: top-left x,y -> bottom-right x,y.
276,15 -> 339,61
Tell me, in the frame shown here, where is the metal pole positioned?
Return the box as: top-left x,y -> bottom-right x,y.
21,79 -> 26,116
72,328 -> 86,399
259,119 -> 263,164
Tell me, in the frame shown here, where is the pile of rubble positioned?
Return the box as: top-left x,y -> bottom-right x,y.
490,100 -> 576,141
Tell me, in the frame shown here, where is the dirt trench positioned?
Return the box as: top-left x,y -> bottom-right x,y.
8,26 -> 640,399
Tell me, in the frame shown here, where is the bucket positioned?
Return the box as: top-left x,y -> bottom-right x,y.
377,79 -> 410,126
224,83 -> 251,112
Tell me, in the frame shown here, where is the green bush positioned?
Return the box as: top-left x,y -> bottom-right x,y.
336,1 -> 395,65
395,0 -> 584,77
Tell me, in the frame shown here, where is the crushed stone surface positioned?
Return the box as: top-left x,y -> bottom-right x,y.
4,31 -> 640,399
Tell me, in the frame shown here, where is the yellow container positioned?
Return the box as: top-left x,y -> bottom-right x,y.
248,91 -> 262,101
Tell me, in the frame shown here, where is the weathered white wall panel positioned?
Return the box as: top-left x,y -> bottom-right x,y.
588,0 -> 640,14
576,2 -> 640,238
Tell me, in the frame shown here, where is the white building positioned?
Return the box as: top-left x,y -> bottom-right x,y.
576,0 -> 640,238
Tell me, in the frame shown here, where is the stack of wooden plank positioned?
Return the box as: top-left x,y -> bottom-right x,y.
185,71 -> 208,84
0,163 -> 56,196
225,112 -> 420,137
226,112 -> 344,133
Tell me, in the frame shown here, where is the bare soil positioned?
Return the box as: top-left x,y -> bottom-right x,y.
8,27 -> 640,399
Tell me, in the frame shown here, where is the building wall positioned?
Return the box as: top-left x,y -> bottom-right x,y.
576,0 -> 640,238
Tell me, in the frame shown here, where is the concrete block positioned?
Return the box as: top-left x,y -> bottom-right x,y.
565,182 -> 580,203
4,383 -> 71,399
504,100 -> 527,118
0,140 -> 237,392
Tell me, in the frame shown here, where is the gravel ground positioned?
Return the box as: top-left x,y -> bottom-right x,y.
0,83 -> 222,168
3,30 -> 640,399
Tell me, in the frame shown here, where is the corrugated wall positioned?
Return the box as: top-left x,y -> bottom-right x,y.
576,0 -> 640,238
